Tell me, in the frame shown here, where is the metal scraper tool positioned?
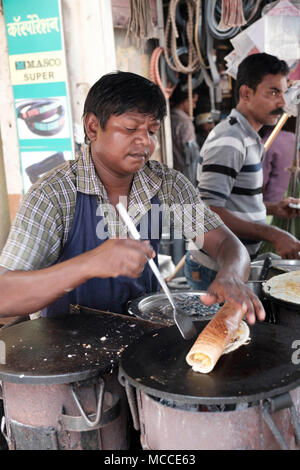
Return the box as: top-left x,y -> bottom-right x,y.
116,202 -> 197,340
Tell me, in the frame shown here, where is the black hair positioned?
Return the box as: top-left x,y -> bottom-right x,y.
235,53 -> 289,101
170,83 -> 199,107
83,71 -> 167,138
170,84 -> 189,107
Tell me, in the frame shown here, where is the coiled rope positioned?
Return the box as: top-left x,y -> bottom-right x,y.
151,0 -> 262,116
150,46 -> 177,100
163,0 -> 201,118
194,0 -> 209,69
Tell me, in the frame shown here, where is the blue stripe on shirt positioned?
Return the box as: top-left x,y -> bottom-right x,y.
198,187 -> 228,200
240,162 -> 262,172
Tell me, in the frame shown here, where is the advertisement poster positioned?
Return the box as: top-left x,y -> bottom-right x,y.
3,0 -> 74,193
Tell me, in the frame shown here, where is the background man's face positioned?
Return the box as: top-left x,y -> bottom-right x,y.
247,73 -> 287,127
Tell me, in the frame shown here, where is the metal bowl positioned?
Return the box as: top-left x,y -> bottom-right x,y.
127,291 -> 221,326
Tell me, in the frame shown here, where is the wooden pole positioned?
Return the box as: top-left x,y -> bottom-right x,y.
264,113 -> 289,151
165,254 -> 186,282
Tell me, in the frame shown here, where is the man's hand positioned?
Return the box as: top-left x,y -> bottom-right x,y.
201,224 -> 265,325
83,238 -> 155,279
199,276 -> 266,325
270,229 -> 300,259
266,197 -> 300,219
0,238 -> 156,317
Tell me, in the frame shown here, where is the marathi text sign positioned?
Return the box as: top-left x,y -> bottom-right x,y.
3,0 -> 74,193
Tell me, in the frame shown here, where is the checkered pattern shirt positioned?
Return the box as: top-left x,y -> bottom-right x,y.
0,145 -> 223,271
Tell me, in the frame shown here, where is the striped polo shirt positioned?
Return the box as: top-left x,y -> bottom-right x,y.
197,108 -> 266,259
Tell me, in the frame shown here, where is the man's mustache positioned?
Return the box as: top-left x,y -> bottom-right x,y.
270,108 -> 285,116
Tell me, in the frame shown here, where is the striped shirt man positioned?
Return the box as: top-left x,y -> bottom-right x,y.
195,108 -> 266,264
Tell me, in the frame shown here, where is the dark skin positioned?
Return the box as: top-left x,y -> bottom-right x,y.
0,110 -> 265,324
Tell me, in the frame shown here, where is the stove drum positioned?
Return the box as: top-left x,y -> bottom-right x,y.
122,382 -> 300,451
1,371 -> 130,450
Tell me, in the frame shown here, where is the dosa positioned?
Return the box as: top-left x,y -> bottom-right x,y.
186,302 -> 250,374
263,269 -> 300,304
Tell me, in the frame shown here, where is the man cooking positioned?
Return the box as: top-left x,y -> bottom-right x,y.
185,53 -> 300,291
0,71 -> 264,325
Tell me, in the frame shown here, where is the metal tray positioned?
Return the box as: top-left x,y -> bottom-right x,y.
127,291 -> 221,326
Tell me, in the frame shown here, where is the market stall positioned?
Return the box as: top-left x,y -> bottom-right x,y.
0,0 -> 300,452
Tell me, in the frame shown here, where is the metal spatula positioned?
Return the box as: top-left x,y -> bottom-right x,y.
116,203 -> 197,340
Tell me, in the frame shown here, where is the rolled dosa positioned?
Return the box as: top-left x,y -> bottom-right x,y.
186,302 -> 250,373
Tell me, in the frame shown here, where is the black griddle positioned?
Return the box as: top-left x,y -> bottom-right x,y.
0,313 -> 154,385
119,321 -> 300,405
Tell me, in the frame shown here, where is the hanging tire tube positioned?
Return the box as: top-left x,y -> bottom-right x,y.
167,46 -> 204,89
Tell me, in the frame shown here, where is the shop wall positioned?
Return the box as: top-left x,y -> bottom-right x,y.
0,0 -> 117,223
0,0 -> 165,227
0,132 -> 10,251
0,7 -> 22,223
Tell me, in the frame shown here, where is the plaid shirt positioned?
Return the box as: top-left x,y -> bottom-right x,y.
0,145 -> 223,271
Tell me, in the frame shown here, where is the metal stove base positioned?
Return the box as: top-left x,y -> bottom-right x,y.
136,387 -> 300,450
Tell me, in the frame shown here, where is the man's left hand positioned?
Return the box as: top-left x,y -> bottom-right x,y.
266,197 -> 300,219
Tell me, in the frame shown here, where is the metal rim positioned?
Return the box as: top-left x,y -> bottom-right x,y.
0,367 -> 103,386
262,275 -> 300,311
262,285 -> 300,312
118,365 -> 300,407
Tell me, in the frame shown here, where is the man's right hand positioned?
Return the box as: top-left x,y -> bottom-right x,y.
271,229 -> 300,259
83,238 -> 155,279
0,238 -> 156,317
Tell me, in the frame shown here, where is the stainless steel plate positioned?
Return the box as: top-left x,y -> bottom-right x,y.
128,291 -> 220,326
251,260 -> 300,272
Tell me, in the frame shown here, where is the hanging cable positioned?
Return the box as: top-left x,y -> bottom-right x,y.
245,0 -> 263,23
164,0 -> 201,118
194,0 -> 210,69
150,46 -> 177,100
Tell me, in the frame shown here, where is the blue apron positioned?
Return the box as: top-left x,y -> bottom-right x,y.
43,192 -> 161,317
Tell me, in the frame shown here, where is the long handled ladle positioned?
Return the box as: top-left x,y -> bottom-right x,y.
116,202 -> 197,340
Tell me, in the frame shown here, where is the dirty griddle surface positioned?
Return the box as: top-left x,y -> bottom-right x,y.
119,321 -> 300,405
0,314 -> 149,384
